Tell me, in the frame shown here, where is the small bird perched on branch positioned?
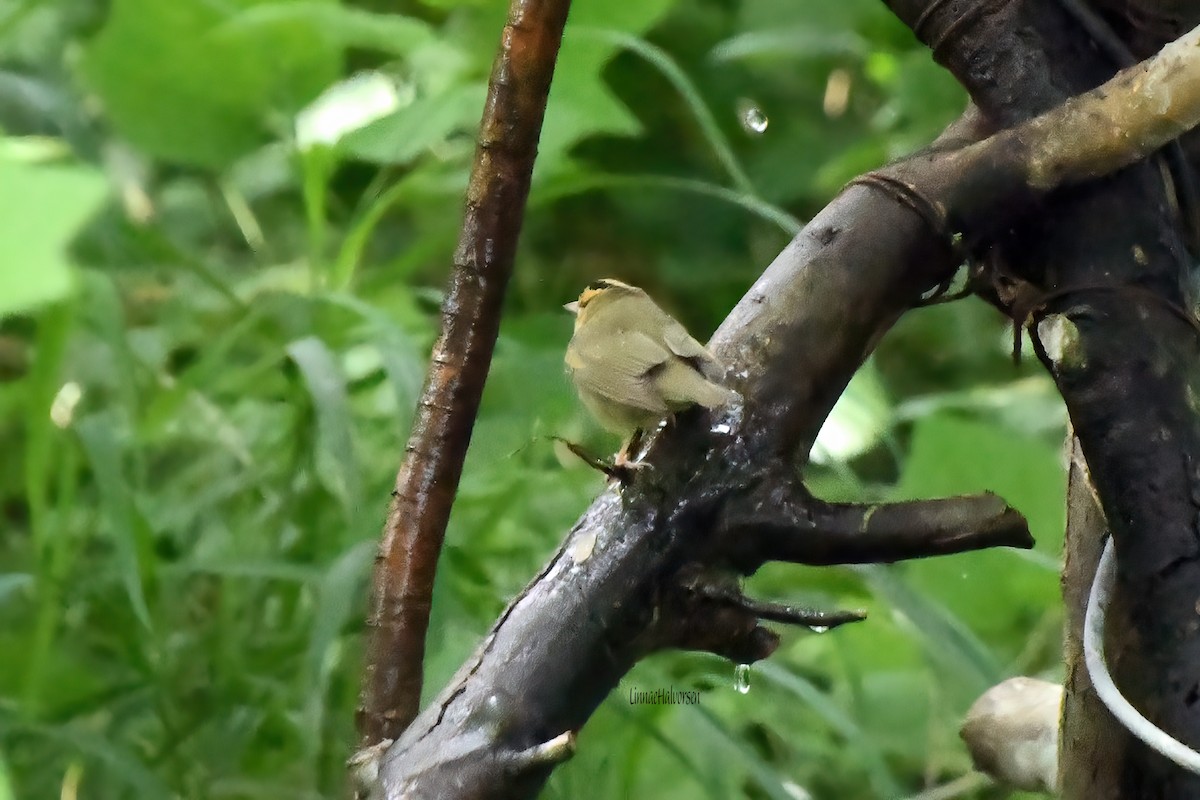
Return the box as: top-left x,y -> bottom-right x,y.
564,278 -> 738,471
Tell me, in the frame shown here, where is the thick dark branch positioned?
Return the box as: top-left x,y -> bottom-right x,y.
887,1 -> 1200,796
372,148 -> 974,800
1032,297 -> 1200,798
358,0 -> 572,746
373,19 -> 1200,800
723,488 -> 1031,568
720,24 -> 1200,458
1089,0 -> 1199,59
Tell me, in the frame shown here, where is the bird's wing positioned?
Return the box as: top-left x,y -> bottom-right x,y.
661,322 -> 723,377
566,330 -> 674,413
653,358 -> 736,409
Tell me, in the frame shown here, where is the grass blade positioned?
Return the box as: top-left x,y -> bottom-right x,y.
75,413 -> 153,630
286,336 -> 360,514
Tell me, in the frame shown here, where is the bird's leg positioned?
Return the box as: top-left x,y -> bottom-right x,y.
613,427 -> 648,470
555,438 -> 619,477
553,435 -> 645,485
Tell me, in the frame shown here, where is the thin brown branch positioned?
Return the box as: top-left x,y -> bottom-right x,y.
357,0 -> 572,747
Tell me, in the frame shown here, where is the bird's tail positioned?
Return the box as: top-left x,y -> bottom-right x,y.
661,360 -> 739,409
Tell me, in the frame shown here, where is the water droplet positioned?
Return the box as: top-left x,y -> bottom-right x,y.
737,98 -> 768,135
808,625 -> 829,634
734,663 -> 751,694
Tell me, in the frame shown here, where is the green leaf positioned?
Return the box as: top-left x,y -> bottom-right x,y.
0,722 -> 173,799
75,413 -> 153,629
19,302 -> 81,719
687,705 -> 803,800
162,560 -> 318,583
339,82 -> 487,165
812,359 -> 892,464
530,0 -> 677,176
0,574 -> 32,606
22,303 -> 74,552
0,753 -> 12,800
0,155 -> 105,317
710,28 -> 869,63
286,336 -> 360,512
853,563 -> 1002,696
756,661 -> 901,796
573,28 -> 753,194
532,171 -> 801,235
296,72 -> 411,151
302,539 -> 374,745
216,3 -> 436,56
315,293 -> 425,421
893,414 -> 1065,644
79,0 -> 341,167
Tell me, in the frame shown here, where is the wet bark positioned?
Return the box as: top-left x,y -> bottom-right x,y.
885,0 -> 1200,795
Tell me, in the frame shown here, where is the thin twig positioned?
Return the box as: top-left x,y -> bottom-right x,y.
697,584 -> 867,628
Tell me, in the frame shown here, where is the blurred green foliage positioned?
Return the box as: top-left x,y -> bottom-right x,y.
0,0 -> 1066,797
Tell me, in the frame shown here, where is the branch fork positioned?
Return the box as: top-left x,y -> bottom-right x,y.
369,4 -> 1200,795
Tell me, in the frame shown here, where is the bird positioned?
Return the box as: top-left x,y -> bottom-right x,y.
563,278 -> 737,470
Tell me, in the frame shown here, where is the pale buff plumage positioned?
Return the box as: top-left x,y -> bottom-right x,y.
564,279 -> 736,459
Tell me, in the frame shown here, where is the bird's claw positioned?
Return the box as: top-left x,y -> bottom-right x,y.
556,437 -> 648,484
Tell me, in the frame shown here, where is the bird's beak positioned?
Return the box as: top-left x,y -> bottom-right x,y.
563,301 -> 580,315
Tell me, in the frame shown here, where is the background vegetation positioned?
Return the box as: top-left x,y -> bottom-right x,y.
0,0 -> 1067,797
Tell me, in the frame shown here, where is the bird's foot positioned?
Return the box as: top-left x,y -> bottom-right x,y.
610,429 -> 653,482
555,437 -> 645,484
611,449 -> 652,481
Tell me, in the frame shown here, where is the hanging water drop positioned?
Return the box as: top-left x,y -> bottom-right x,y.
808,625 -> 829,634
734,663 -> 751,694
737,98 -> 768,135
